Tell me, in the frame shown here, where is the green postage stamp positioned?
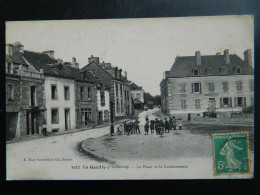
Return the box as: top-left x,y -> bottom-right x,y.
212,132 -> 249,175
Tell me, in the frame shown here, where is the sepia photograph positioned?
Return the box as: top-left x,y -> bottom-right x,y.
5,15 -> 254,180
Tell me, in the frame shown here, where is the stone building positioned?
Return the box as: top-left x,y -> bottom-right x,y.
160,49 -> 254,115
129,82 -> 144,109
81,56 -> 133,121
8,43 -> 98,133
6,42 -> 45,141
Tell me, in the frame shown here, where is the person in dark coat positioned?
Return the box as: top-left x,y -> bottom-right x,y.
42,121 -> 47,136
145,116 -> 149,122
110,124 -> 114,136
169,117 -> 173,131
150,120 -> 155,133
172,117 -> 177,130
188,113 -> 191,122
123,122 -> 127,135
164,118 -> 170,133
144,121 -> 149,135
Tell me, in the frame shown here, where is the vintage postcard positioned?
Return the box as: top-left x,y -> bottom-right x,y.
5,15 -> 254,180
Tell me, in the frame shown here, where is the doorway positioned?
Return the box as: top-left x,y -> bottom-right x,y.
65,109 -> 70,130
98,111 -> 103,125
208,98 -> 216,112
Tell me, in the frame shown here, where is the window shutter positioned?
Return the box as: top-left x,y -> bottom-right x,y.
199,83 -> 202,93
229,98 -> 232,108
192,83 -> 194,93
213,83 -> 215,92
220,98 -> 223,108
243,97 -> 247,107
234,97 -> 237,107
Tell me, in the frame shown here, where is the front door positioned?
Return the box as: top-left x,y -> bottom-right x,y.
98,111 -> 103,125
208,98 -> 216,112
65,109 -> 70,130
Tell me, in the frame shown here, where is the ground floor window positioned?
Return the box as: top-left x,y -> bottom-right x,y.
81,108 -> 92,125
220,97 -> 232,108
235,97 -> 246,107
195,99 -> 201,109
180,99 -> 187,110
51,109 -> 59,124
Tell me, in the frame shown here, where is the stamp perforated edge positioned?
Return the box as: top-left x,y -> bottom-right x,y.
211,131 -> 253,177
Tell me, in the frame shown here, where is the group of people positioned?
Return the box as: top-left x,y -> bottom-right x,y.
110,116 -> 183,136
144,116 -> 182,136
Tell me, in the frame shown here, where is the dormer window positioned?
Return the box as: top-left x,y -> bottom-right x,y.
193,68 -> 199,76
220,67 -> 227,74
235,66 -> 241,74
207,67 -> 213,75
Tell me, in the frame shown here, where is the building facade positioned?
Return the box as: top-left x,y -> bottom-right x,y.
160,49 -> 254,115
6,42 -> 45,141
81,56 -> 133,120
129,82 -> 144,109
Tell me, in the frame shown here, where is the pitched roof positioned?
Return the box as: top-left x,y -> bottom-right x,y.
22,50 -> 59,76
130,82 -> 142,90
167,54 -> 254,78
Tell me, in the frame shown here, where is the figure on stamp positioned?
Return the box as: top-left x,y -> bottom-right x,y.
219,136 -> 243,170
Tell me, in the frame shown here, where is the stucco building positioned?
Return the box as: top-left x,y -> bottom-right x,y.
81,56 -> 133,121
160,49 -> 254,115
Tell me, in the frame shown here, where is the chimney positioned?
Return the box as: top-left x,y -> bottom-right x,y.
115,66 -> 118,78
195,51 -> 201,65
6,43 -> 13,56
88,55 -> 99,64
13,42 -> 24,53
43,50 -> 54,58
71,57 -> 79,68
224,49 -> 230,64
72,57 -> 76,63
119,69 -> 122,79
124,71 -> 127,79
244,49 -> 253,67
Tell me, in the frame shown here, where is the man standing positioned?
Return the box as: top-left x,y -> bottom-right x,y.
135,119 -> 140,134
144,121 -> 149,135
169,117 -> 173,131
150,120 -> 155,133
188,113 -> 191,122
164,118 -> 170,133
42,122 -> 47,136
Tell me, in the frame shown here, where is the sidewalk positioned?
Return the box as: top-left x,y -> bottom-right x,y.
6,117 -> 137,144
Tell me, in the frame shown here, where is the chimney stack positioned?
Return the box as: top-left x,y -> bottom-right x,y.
119,69 -> 122,79
88,55 -> 99,64
13,42 -> 24,53
244,49 -> 253,67
124,71 -> 127,79
195,51 -> 201,65
224,49 -> 230,64
6,43 -> 13,56
115,66 -> 118,78
43,50 -> 54,58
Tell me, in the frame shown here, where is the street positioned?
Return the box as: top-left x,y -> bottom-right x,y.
6,108 -> 254,180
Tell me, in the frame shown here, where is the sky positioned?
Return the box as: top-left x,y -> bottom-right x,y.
6,15 -> 254,96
